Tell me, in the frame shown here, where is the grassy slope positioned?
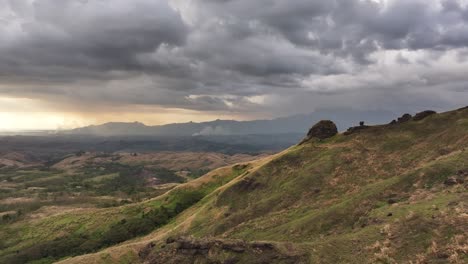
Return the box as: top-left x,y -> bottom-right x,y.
40,108 -> 468,263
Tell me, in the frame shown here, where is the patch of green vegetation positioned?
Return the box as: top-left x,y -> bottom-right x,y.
187,168 -> 211,179
380,134 -> 414,152
148,167 -> 185,183
83,173 -> 118,183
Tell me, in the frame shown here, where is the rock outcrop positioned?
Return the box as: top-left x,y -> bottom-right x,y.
444,169 -> 467,186
444,177 -> 464,186
457,169 -> 468,177
389,113 -> 413,125
140,236 -> 307,264
398,113 -> 412,123
232,177 -> 262,192
344,121 -> 371,135
413,110 -> 436,121
305,120 -> 338,140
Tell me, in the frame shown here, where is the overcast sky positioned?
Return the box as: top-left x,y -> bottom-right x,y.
1,0 -> 468,129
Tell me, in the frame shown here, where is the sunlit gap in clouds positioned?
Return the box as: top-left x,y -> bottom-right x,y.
0,97 -> 257,131
0,112 -> 68,131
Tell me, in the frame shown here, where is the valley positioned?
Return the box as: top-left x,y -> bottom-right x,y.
0,150 -> 265,264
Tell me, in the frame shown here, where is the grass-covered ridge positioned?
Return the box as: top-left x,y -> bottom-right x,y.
200,109 -> 465,261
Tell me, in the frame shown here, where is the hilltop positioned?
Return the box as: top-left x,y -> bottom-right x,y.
1,107 -> 467,264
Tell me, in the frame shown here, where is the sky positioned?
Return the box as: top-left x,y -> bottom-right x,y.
1,0 -> 468,130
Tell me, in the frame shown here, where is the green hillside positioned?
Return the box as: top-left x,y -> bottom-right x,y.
4,107 -> 468,264
132,107 -> 467,264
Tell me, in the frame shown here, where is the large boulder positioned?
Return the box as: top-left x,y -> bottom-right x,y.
413,110 -> 436,121
306,120 -> 338,140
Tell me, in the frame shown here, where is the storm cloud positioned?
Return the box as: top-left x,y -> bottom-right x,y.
1,0 -> 468,118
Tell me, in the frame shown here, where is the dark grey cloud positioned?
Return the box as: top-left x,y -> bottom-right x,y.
0,0 -> 188,81
194,0 -> 468,61
0,0 -> 467,116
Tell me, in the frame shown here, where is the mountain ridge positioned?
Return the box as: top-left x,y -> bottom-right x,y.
66,109 -> 397,136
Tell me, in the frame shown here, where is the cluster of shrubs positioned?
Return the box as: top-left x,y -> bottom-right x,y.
76,163 -> 151,196
101,189 -> 204,246
149,167 -> 186,183
187,168 -> 211,178
97,165 -> 147,195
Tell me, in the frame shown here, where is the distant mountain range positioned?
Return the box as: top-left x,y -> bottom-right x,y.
66,109 -> 397,136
